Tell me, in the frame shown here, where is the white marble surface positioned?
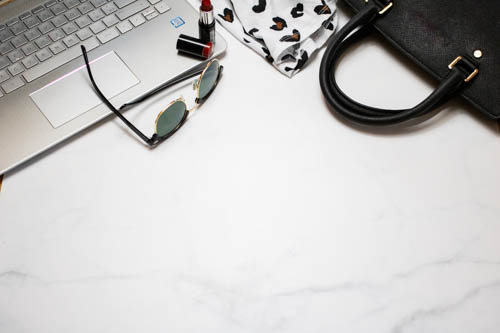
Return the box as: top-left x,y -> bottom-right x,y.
1,2 -> 500,332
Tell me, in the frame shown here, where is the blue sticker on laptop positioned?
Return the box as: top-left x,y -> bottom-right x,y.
170,17 -> 185,28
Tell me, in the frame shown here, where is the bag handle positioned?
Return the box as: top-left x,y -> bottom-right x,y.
319,0 -> 479,126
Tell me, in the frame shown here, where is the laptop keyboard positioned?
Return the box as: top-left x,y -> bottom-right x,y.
0,0 -> 171,98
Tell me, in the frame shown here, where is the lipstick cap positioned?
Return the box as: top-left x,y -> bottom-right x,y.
176,34 -> 213,59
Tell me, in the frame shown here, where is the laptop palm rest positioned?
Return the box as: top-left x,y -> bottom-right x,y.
30,52 -> 140,129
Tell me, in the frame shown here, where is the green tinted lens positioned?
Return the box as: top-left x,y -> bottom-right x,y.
156,100 -> 187,137
198,61 -> 220,100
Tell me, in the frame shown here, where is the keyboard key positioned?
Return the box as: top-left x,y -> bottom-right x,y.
35,35 -> 52,48
62,22 -> 78,35
96,27 -> 119,43
25,28 -> 42,41
8,62 -> 25,76
49,41 -> 66,54
116,0 -> 148,20
0,70 -> 10,84
44,0 -> 59,7
0,29 -> 14,43
5,18 -> 19,27
145,11 -> 160,21
90,0 -> 107,7
19,12 -> 33,21
51,3 -> 68,16
78,2 -> 94,15
1,76 -> 24,94
116,20 -> 133,34
62,34 -> 79,48
0,42 -> 13,55
11,35 -> 28,48
102,2 -> 118,15
32,6 -> 46,14
65,8 -> 81,21
24,16 -> 41,29
7,49 -> 24,63
38,21 -> 55,34
63,0 -> 81,9
88,9 -> 105,21
21,42 -> 37,56
0,25 -> 5,31
129,13 -> 145,27
103,14 -> 119,27
76,27 -> 93,40
89,21 -> 106,34
52,15 -> 69,27
49,29 -> 65,42
22,55 -> 39,69
24,37 -> 99,82
11,22 -> 27,35
36,48 -> 52,62
114,0 -> 137,8
38,10 -> 54,22
148,0 -> 161,4
155,1 -> 170,14
75,15 -> 92,28
142,7 -> 155,16
0,56 -> 9,70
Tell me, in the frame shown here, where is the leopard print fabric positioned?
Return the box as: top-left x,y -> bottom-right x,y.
211,0 -> 337,77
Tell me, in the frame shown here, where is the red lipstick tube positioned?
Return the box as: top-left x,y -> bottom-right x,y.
199,0 -> 215,44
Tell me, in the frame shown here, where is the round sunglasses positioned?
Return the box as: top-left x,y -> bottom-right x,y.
81,46 -> 223,147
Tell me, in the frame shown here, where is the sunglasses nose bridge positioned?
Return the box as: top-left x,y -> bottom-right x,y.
188,103 -> 199,113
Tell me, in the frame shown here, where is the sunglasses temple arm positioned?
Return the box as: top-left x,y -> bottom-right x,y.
119,67 -> 205,110
81,46 -> 154,146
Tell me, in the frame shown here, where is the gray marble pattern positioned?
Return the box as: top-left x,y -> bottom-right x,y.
1,1 -> 500,332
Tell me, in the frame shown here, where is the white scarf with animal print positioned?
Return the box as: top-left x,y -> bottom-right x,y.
210,0 -> 338,77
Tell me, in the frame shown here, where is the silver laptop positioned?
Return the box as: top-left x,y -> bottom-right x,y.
0,0 -> 226,175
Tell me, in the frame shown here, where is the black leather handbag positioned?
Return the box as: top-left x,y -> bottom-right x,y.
319,0 -> 499,126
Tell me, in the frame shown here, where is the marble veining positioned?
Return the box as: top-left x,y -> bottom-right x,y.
1,1 -> 500,332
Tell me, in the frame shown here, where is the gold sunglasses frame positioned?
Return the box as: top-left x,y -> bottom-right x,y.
154,59 -> 221,136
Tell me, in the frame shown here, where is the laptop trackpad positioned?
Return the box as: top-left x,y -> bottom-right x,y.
30,52 -> 140,129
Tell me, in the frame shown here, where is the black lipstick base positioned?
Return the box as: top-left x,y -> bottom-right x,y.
199,20 -> 216,44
